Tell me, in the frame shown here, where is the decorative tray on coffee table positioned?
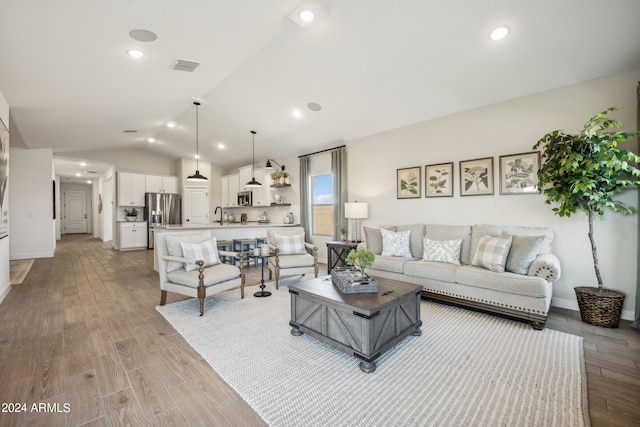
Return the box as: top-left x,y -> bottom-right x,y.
331,267 -> 378,294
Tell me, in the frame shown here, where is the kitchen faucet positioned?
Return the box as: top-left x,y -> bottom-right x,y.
214,206 -> 223,225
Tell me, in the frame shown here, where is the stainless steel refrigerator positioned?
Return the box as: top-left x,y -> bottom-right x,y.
145,192 -> 181,249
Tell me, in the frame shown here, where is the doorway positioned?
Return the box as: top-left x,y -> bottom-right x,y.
184,186 -> 209,225
63,190 -> 88,234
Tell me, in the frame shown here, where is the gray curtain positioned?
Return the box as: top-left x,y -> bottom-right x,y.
633,81 -> 640,329
299,156 -> 312,243
332,147 -> 348,240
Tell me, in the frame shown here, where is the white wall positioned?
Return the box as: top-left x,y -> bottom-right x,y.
64,148 -> 178,176
9,148 -> 55,259
347,67 -> 640,320
0,88 -> 9,303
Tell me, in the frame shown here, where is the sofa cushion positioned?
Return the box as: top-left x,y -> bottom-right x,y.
425,225 -> 472,265
180,237 -> 220,272
165,231 -> 211,273
504,234 -> 545,275
274,232 -> 306,255
404,260 -> 457,282
363,226 -> 396,255
167,263 -> 240,288
396,224 -> 426,258
455,265 -> 550,298
380,229 -> 413,257
371,255 -> 413,274
471,235 -> 512,273
422,238 -> 461,265
270,253 -> 315,269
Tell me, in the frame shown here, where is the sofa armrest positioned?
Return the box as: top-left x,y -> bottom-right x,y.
218,250 -> 242,258
527,253 -> 561,282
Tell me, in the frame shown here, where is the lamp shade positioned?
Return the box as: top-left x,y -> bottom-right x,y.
345,202 -> 368,219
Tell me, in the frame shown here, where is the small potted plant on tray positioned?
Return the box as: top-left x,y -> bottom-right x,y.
533,107 -> 640,328
346,248 -> 375,281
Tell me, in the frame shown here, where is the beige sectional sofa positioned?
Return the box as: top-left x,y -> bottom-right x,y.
361,224 -> 562,329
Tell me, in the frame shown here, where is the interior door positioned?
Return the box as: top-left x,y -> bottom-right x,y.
184,186 -> 209,225
64,190 -> 87,234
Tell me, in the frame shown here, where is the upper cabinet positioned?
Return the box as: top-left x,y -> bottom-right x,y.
252,169 -> 270,206
226,174 -> 239,207
117,172 -> 146,206
145,175 -> 178,194
238,166 -> 253,192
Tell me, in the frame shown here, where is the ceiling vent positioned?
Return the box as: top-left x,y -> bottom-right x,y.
171,59 -> 200,72
122,129 -> 138,133
84,171 -> 98,174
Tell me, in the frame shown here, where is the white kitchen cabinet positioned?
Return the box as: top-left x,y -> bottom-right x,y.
238,166 -> 253,191
227,174 -> 240,207
118,172 -> 146,206
145,175 -> 179,194
119,221 -> 147,250
252,168 -> 271,206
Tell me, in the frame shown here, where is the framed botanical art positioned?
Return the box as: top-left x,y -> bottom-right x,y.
499,151 -> 540,195
425,162 -> 454,197
460,157 -> 493,196
397,166 -> 421,199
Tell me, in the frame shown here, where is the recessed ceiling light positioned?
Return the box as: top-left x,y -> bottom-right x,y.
129,29 -> 158,43
127,49 -> 144,58
293,110 -> 302,118
299,9 -> 315,22
194,154 -> 200,159
489,27 -> 509,41
217,143 -> 225,149
147,137 -> 156,143
164,120 -> 178,129
86,180 -> 92,184
75,173 -> 81,177
80,162 -> 87,167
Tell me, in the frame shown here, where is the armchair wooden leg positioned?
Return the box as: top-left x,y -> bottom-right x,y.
160,290 -> 167,306
196,260 -> 205,316
275,269 -> 280,289
241,273 -> 245,298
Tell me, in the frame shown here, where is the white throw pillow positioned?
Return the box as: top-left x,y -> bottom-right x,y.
422,238 -> 461,265
380,228 -> 413,258
180,237 -> 220,272
274,232 -> 306,255
471,235 -> 513,273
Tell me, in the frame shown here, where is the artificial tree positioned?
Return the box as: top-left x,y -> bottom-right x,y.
533,107 -> 640,326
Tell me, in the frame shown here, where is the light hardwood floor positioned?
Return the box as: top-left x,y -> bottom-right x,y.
0,234 -> 638,426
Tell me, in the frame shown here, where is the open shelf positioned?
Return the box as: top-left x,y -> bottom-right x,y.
270,203 -> 292,206
271,183 -> 291,188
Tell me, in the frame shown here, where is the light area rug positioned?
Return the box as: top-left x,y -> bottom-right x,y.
9,259 -> 34,285
157,279 -> 589,427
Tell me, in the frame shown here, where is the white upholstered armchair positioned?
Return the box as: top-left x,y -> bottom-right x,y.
156,231 -> 245,316
266,227 -> 318,289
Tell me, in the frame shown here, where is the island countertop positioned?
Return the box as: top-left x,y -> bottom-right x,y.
159,222 -> 299,230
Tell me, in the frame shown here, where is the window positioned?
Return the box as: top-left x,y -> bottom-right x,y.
312,174 -> 333,236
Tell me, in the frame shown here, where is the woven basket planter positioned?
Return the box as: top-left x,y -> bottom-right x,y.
574,286 -> 624,328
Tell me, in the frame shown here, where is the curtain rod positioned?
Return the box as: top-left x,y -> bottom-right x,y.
298,145 -> 346,159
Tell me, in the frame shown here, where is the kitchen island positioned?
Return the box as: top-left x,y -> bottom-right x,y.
153,222 -> 300,270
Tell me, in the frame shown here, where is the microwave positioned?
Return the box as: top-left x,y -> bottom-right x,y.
238,191 -> 253,206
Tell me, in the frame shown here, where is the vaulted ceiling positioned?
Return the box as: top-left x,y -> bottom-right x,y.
1,0 -> 639,181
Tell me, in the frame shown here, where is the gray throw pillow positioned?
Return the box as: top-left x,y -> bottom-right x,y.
505,234 -> 545,275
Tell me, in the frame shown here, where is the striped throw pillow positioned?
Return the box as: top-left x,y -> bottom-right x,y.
274,233 -> 306,255
180,237 -> 220,272
471,235 -> 512,272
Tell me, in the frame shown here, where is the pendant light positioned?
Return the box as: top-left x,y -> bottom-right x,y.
187,101 -> 208,182
245,130 -> 262,187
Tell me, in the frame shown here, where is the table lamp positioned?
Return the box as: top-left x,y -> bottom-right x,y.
345,201 -> 368,242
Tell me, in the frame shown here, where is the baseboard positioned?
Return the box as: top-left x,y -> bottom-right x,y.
552,297 -> 635,321
10,251 -> 54,260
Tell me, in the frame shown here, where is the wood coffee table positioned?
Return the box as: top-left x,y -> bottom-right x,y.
289,277 -> 422,373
